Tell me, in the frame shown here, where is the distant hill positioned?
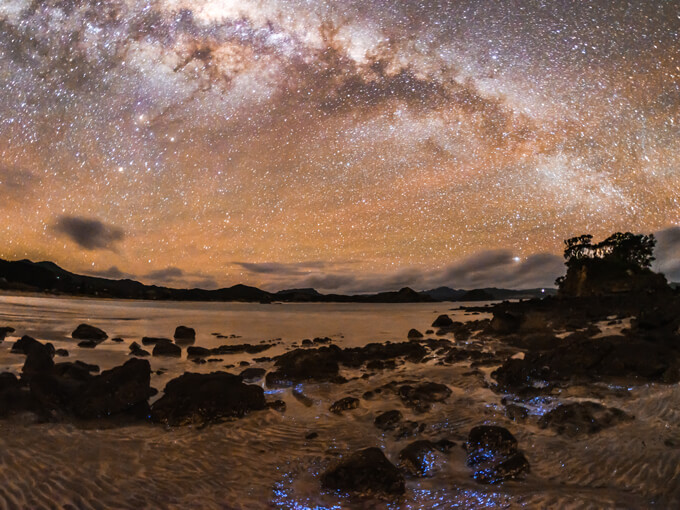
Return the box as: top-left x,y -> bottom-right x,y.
421,286 -> 556,301
0,257 -> 556,303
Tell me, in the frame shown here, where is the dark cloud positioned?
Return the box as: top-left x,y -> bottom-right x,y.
653,226 -> 680,283
85,265 -> 133,279
235,261 -> 327,276
0,164 -> 37,191
53,216 -> 124,250
144,266 -> 184,282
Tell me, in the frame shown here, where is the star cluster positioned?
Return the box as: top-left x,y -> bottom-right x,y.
0,0 -> 678,291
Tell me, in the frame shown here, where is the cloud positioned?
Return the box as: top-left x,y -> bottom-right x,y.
0,164 -> 37,191
653,226 -> 680,282
144,267 -> 184,282
86,265 -> 134,279
234,261 -> 328,276
53,216 -> 124,250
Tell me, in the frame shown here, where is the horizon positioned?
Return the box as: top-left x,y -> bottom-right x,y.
1,1 -> 679,294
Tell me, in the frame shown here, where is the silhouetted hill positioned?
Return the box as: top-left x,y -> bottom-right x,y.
0,258 -> 556,303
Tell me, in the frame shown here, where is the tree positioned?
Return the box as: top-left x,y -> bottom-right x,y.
562,232 -> 656,269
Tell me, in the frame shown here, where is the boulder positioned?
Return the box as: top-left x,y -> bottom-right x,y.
0,326 -> 15,341
142,337 -> 171,346
21,340 -> 55,381
266,346 -> 342,387
71,359 -> 152,420
150,371 -> 266,426
374,410 -> 403,431
71,324 -> 108,341
538,402 -> 633,437
465,425 -> 529,484
431,315 -> 453,328
239,367 -> 266,381
398,382 -> 451,412
407,329 -> 424,339
320,447 -> 405,496
78,340 -> 98,348
398,440 -> 449,477
152,340 -> 182,357
11,335 -> 42,354
329,396 -> 360,414
187,346 -> 211,358
174,326 -> 196,344
129,342 -> 150,357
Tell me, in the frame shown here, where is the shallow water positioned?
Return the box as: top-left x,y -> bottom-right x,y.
0,294 -> 679,509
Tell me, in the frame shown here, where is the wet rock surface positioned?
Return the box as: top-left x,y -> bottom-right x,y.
398,439 -> 453,477
321,447 -> 405,496
538,402 -> 633,436
329,396 -> 359,414
374,410 -> 403,431
150,372 -> 266,426
465,425 -> 530,484
174,326 -> 196,344
71,324 -> 108,341
152,339 -> 182,357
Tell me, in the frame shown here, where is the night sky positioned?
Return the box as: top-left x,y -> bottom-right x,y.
0,0 -> 679,292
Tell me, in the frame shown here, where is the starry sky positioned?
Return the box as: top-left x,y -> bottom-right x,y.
0,0 -> 679,293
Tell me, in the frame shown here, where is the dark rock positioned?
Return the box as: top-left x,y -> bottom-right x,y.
152,340 -> 182,357
0,372 -> 20,392
55,348 -> 69,357
538,402 -> 633,436
72,324 -> 108,341
374,410 -> 403,431
505,404 -> 529,421
187,346 -> 211,358
321,447 -> 405,496
466,425 -> 518,466
432,315 -> 453,328
150,371 -> 266,426
398,382 -> 451,412
366,359 -> 397,370
239,367 -> 266,381
472,452 -> 530,484
129,342 -> 150,357
465,425 -> 529,484
301,339 -> 313,346
407,329 -> 424,339
111,337 -> 124,343
239,361 -> 250,367
305,431 -> 318,440
266,399 -> 286,412
425,330 -> 434,334
313,337 -> 332,344
489,311 -> 522,335
0,326 -> 15,341
78,340 -> 98,348
267,346 -> 342,387
11,335 -> 42,354
174,326 -> 196,344
396,420 -> 425,438
398,440 -> 444,477
329,396 -> 360,414
21,341 -> 55,381
142,337 -> 171,346
71,359 -> 152,420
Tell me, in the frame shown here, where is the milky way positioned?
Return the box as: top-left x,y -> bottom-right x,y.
0,0 -> 679,292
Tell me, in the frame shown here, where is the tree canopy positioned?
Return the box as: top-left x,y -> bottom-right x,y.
562,232 -> 656,268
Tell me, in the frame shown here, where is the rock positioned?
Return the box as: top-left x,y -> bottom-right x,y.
301,339 -> 313,346
321,447 -> 405,496
72,324 -> 108,341
466,425 -> 518,465
53,361 -> 99,381
0,372 -> 20,392
396,420 -> 425,438
398,440 -> 444,477
0,326 -> 15,341
425,329 -> 434,334
129,342 -> 150,357
11,335 -> 42,354
465,425 -> 529,484
329,396 -> 360,414
266,346 -> 343,387
374,410 -> 403,431
489,311 -> 522,335
142,337 -> 171,346
152,340 -> 182,357
305,431 -> 318,440
407,328 -> 424,339
78,340 -> 98,348
150,371 -> 266,426
505,404 -> 529,421
187,346 -> 211,358
21,340 -> 55,381
432,315 -> 454,328
398,382 -> 451,412
472,452 -> 530,484
55,348 -> 69,357
239,367 -> 266,381
111,337 -> 124,343
71,359 -> 152,420
174,326 -> 196,344
266,400 -> 286,412
538,402 -> 633,436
